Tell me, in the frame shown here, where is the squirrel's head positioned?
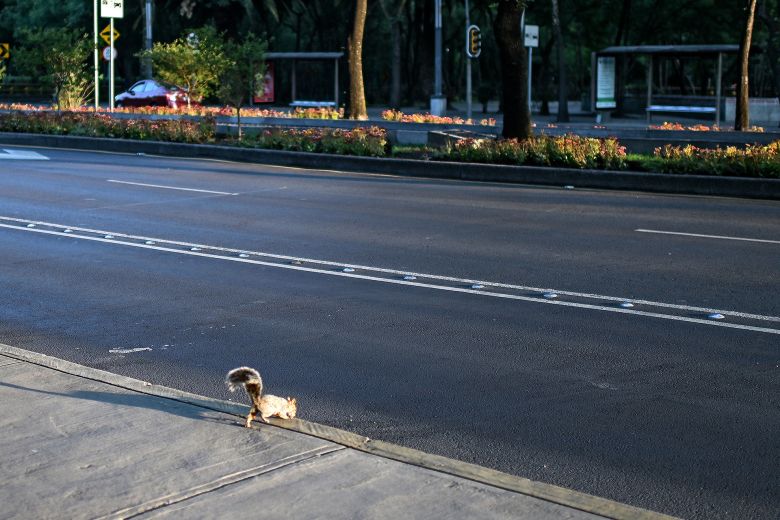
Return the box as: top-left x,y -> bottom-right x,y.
286,397 -> 298,418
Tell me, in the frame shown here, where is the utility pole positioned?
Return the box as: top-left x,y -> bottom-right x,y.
144,0 -> 153,77
431,0 -> 446,115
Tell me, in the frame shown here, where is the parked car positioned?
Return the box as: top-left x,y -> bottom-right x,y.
115,80 -> 190,108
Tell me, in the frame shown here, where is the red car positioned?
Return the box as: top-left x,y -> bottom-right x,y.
115,80 -> 190,108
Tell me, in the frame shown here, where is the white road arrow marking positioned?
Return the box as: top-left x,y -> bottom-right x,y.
0,149 -> 49,160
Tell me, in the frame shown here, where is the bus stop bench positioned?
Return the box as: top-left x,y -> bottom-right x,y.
290,101 -> 337,108
646,105 -> 716,122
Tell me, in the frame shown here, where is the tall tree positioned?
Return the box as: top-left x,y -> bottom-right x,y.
550,0 -> 569,122
348,0 -> 368,120
379,0 -> 408,108
735,0 -> 758,130
494,0 -> 531,139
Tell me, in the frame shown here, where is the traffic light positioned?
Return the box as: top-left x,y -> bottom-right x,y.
467,25 -> 481,58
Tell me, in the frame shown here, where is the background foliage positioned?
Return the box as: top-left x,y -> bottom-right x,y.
1,1 -> 779,109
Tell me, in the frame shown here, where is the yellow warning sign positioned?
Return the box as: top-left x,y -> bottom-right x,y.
0,43 -> 9,60
100,25 -> 120,45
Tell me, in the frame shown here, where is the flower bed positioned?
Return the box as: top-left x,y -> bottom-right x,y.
382,109 -> 496,126
2,110 -> 778,178
628,143 -> 780,178
240,126 -> 388,157
438,134 -> 627,170
0,103 -> 343,120
0,110 -> 215,143
649,121 -> 765,132
0,110 -> 387,157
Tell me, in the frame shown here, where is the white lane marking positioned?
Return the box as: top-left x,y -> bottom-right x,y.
636,229 -> 780,245
109,347 -> 152,354
1,221 -> 779,336
1,215 -> 778,323
107,179 -> 238,196
0,149 -> 49,160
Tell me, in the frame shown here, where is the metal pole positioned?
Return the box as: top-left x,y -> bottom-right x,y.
145,0 -> 153,77
434,0 -> 442,97
646,55 -> 653,124
528,47 -> 533,111
465,0 -> 472,120
94,0 -> 99,110
109,17 -> 115,111
715,52 -> 723,126
334,58 -> 339,106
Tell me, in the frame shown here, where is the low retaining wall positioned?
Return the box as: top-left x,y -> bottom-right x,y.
1,132 -> 778,200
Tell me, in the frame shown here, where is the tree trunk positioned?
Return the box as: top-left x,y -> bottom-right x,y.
390,20 -> 402,108
348,0 -> 368,120
736,0 -> 758,130
614,0 -> 632,46
758,0 -> 780,122
237,105 -> 242,140
551,0 -> 569,122
494,1 -> 531,139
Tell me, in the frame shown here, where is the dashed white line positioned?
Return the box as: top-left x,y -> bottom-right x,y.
107,179 -> 238,196
1,216 -> 779,336
636,229 -> 780,245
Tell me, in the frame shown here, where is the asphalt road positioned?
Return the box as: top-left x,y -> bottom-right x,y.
1,147 -> 778,519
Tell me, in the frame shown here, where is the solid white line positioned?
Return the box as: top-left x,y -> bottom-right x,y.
1,222 -> 778,336
636,229 -> 780,245
107,179 -> 238,196
1,215 -> 778,323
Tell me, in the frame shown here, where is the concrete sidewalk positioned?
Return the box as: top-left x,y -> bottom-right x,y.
0,344 -> 676,520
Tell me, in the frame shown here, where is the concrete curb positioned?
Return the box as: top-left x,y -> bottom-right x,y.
2,132 -> 778,200
0,343 -> 678,520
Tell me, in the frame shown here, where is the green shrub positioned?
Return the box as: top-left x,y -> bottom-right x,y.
243,126 -> 388,157
0,111 -> 215,143
440,134 -> 627,170
647,143 -> 780,178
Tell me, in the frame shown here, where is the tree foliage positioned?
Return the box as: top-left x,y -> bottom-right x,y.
138,27 -> 230,107
217,33 -> 268,138
0,0 -> 777,120
14,28 -> 93,110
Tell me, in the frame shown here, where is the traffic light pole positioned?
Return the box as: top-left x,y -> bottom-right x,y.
94,0 -> 99,110
465,0 -> 472,120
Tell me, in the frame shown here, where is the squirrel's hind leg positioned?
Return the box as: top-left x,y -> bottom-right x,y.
245,405 -> 258,428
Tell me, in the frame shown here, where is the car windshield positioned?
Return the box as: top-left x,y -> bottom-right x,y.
158,82 -> 180,91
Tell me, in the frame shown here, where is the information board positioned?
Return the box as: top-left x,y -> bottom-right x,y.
596,56 -> 616,109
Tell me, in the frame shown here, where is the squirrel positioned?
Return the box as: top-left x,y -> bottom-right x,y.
226,367 -> 298,428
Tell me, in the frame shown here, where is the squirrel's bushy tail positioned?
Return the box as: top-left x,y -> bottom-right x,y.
226,367 -> 263,404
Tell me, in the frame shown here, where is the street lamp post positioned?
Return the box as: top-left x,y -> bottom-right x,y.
431,0 -> 446,116
144,0 -> 153,77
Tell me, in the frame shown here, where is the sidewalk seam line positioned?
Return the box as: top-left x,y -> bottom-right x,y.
111,447 -> 345,520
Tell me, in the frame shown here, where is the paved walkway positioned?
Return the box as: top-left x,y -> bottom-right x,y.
0,344 -> 676,519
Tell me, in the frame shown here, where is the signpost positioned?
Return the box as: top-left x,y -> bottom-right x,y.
100,0 -> 123,111
100,25 -> 120,46
102,46 -> 118,62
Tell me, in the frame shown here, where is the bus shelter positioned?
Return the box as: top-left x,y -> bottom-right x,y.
262,52 -> 343,108
591,45 -> 744,125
